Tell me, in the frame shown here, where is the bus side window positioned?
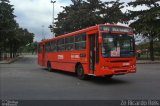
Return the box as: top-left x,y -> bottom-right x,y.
51,40 -> 57,52
38,45 -> 42,53
47,42 -> 52,52
75,33 -> 86,50
45,43 -> 47,52
65,36 -> 74,51
57,38 -> 65,52
48,42 -> 51,52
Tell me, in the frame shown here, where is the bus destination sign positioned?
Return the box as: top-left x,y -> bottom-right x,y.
100,26 -> 133,33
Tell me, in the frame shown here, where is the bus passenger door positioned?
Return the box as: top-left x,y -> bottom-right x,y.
88,33 -> 99,74
42,45 -> 45,66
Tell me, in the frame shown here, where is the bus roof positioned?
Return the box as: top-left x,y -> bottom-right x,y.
38,24 -> 132,44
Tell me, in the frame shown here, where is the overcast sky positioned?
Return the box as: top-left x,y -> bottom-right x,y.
10,0 -> 142,42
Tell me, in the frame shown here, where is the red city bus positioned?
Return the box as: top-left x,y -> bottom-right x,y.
38,24 -> 136,79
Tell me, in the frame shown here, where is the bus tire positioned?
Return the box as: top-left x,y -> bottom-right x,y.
47,62 -> 52,72
76,64 -> 87,80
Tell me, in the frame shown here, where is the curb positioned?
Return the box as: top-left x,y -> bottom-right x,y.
0,56 -> 22,64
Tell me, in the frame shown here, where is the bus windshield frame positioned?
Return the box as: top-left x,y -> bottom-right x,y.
102,32 -> 135,58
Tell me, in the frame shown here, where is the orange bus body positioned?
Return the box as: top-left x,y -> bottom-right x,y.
38,24 -> 136,78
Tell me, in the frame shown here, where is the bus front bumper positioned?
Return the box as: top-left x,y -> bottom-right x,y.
94,66 -> 136,76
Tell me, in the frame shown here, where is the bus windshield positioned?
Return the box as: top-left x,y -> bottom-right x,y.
102,33 -> 135,58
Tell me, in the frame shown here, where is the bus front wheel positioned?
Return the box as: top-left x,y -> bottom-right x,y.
77,64 -> 87,80
47,62 -> 52,72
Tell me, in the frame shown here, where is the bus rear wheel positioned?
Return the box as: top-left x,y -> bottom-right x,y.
47,62 -> 52,72
77,64 -> 87,80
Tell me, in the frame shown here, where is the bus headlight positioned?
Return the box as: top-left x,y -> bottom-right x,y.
102,66 -> 109,69
130,65 -> 135,68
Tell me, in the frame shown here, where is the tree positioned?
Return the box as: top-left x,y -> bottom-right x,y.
13,27 -> 34,56
51,0 -> 125,36
102,0 -> 126,24
0,0 -> 34,59
54,0 -> 90,35
127,0 -> 160,61
22,41 -> 38,54
0,0 -> 16,58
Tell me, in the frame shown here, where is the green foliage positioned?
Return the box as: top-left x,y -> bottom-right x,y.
136,41 -> 160,59
51,0 -> 125,36
0,0 -> 34,58
127,0 -> 160,60
22,42 -> 38,54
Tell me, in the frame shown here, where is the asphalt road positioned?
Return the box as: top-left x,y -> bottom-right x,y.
0,55 -> 160,100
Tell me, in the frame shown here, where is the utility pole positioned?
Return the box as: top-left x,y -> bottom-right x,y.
51,0 -> 56,38
42,25 -> 45,40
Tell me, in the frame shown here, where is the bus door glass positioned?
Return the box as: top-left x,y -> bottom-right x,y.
88,33 -> 99,73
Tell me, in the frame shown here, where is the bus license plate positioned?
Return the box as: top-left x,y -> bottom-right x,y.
123,63 -> 130,66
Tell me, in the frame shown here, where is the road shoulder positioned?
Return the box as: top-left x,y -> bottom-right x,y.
0,55 -> 23,64
137,60 -> 160,64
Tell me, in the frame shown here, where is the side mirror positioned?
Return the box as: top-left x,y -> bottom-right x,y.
99,36 -> 103,44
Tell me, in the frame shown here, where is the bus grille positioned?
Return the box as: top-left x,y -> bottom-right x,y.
112,66 -> 128,68
114,70 -> 128,73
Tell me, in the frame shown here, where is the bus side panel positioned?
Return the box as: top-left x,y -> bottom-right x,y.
46,50 -> 87,73
52,62 -> 75,72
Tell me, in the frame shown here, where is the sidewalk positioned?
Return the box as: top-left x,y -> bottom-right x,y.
137,60 -> 160,64
0,56 -> 22,64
